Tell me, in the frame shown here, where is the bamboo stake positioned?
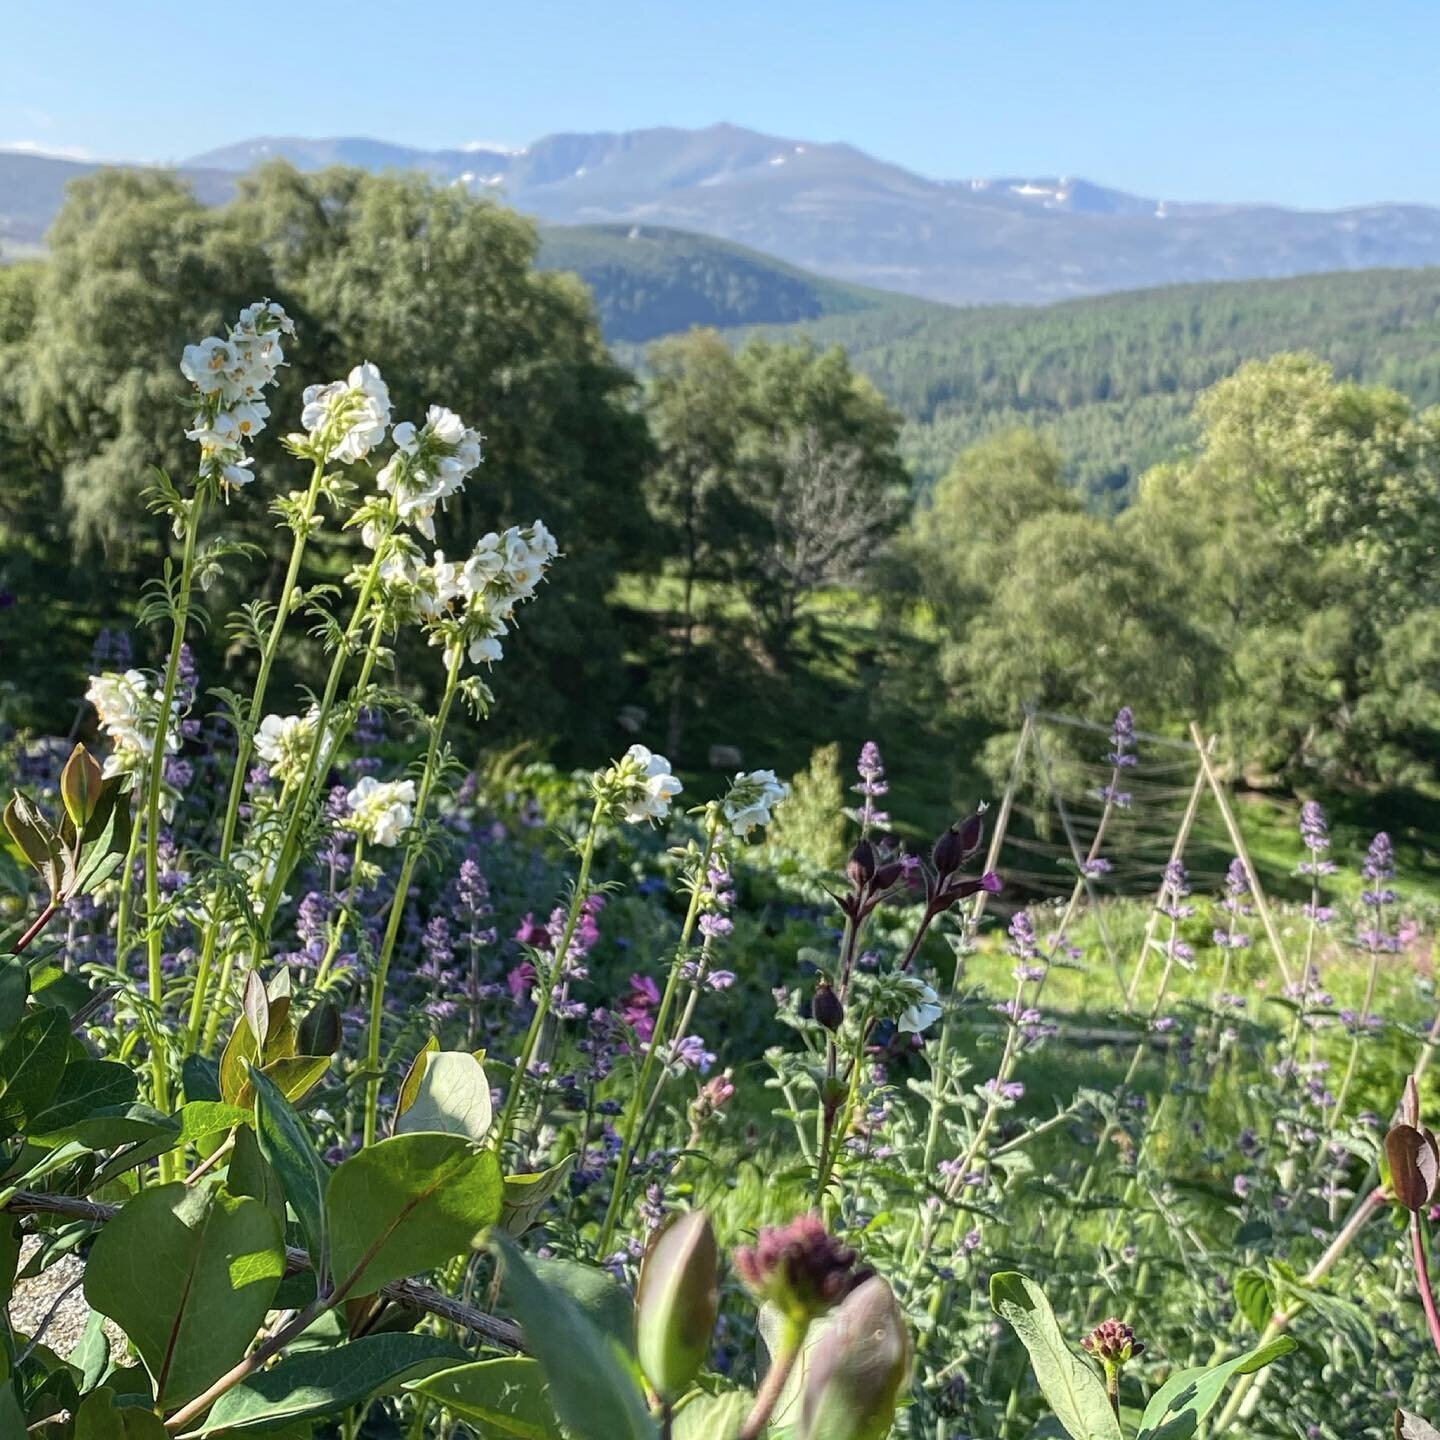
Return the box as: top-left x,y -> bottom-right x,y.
1125,734 -> 1214,1008
1188,721 -> 1294,990
1028,713 -> 1127,999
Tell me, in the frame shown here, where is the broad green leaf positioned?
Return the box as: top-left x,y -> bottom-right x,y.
0,961 -> 27,1035
395,1050 -> 493,1141
0,1007 -> 71,1134
231,1054 -> 331,1111
251,1065 -> 330,1270
492,1231 -> 657,1440
532,1254 -> 636,1355
1233,1268 -> 1273,1334
1135,1337 -> 1296,1440
73,1386 -> 168,1439
325,1132 -> 502,1297
178,1100 -> 250,1145
33,1101 -> 176,1151
229,1123 -> 286,1229
406,1357 -> 561,1439
190,1332 -> 469,1433
67,1309 -> 112,1392
673,1391 -> 751,1439
990,1272 -> 1122,1440
83,1182 -> 285,1409
27,1059 -> 136,1133
501,1155 -> 576,1236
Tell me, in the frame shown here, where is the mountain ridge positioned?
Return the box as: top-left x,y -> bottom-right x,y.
8,122 -> 1440,304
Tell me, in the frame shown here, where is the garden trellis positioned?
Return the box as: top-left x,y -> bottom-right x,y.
972,706 -> 1294,1006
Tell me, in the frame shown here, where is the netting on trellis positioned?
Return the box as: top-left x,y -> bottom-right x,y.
972,706 -> 1294,1001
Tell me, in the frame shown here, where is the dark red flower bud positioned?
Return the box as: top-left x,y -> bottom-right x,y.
871,860 -> 905,892
847,840 -> 876,890
1082,1317 -> 1145,1366
734,1214 -> 865,1323
956,810 -> 984,856
813,979 -> 844,1033
932,825 -> 967,881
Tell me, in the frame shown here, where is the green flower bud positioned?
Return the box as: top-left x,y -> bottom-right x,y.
60,743 -> 104,830
636,1210 -> 719,1403
798,1276 -> 910,1440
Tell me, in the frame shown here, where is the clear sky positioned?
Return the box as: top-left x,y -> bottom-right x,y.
3,0 -> 1435,209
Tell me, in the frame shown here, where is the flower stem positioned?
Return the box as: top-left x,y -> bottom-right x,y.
595,811 -> 720,1259
142,489 -> 207,1132
257,508 -> 398,932
186,459 -> 327,1052
495,795 -> 607,1155
738,1316 -> 806,1440
361,645 -> 465,1147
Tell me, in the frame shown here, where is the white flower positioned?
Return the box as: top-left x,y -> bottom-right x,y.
180,337 -> 238,394
302,361 -> 392,463
253,707 -> 328,784
897,982 -> 943,1035
344,775 -> 417,847
377,404 -> 483,538
408,520 -> 558,673
85,669 -> 179,777
722,768 -> 791,837
609,744 -> 683,825
179,300 -> 293,491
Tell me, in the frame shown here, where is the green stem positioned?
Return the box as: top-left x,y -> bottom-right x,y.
361,644 -> 465,1147
595,810 -> 720,1258
258,508 -> 398,932
737,1315 -> 807,1440
186,459 -> 327,1052
142,489 -> 207,1127
494,795 -> 608,1157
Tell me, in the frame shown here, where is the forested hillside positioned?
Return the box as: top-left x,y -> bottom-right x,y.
535,224 -> 891,341
730,267 -> 1440,502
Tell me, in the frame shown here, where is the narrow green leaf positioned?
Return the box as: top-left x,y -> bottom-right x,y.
1136,1337 -> 1296,1440
325,1132 -> 502,1297
83,1183 -> 285,1410
406,1357 -> 561,1439
990,1272 -> 1123,1440
492,1230 -> 657,1440
251,1064 -> 330,1271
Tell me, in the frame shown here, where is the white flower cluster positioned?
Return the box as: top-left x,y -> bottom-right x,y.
722,769 -> 791,837
344,776 -> 417,848
180,300 -> 294,490
377,405 -> 484,541
85,670 -> 180,778
603,744 -> 684,825
387,520 -> 560,669
300,362 -> 393,465
253,707 -> 330,785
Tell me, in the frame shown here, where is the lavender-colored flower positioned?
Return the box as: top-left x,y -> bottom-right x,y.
852,740 -> 890,832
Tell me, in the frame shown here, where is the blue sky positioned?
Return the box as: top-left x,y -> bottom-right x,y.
3,0 -> 1435,208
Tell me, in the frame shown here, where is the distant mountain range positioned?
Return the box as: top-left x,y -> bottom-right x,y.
7,123 -> 1440,304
